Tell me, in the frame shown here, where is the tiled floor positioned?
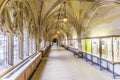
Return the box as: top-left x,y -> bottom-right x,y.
31,46 -> 117,80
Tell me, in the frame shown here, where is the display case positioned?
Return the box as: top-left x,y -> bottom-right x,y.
65,40 -> 68,46
69,39 -> 78,49
101,38 -> 112,62
74,40 -> 78,48
81,39 -> 86,52
69,40 -> 73,47
86,39 -> 92,54
80,35 -> 120,78
91,39 -> 100,57
113,37 -> 120,63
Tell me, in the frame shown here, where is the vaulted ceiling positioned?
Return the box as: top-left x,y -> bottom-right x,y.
0,0 -> 120,42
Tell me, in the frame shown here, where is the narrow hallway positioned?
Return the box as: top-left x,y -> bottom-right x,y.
31,46 -> 113,80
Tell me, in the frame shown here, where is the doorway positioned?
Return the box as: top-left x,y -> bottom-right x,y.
53,38 -> 58,46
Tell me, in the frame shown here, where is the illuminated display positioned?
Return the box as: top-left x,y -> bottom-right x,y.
113,37 -> 120,62
92,39 -> 99,57
86,39 -> 91,54
81,39 -> 86,51
101,38 -> 112,61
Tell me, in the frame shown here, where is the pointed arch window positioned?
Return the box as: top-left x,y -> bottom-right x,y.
23,28 -> 29,58
33,38 -> 36,53
29,37 -> 36,55
14,34 -> 21,65
29,37 -> 33,55
0,30 -> 9,66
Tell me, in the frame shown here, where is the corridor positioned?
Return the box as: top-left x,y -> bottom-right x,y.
31,46 -> 113,80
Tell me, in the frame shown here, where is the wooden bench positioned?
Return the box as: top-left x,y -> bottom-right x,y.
41,45 -> 51,57
68,47 -> 83,58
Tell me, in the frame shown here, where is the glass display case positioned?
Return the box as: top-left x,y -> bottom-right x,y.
65,40 -> 68,46
74,40 -> 78,48
91,39 -> 100,57
80,36 -> 120,78
101,38 -> 112,61
69,40 -> 73,47
86,39 -> 91,54
69,39 -> 78,48
113,37 -> 120,62
81,39 -> 86,52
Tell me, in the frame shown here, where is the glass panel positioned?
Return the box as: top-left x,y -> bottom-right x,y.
65,40 -> 68,46
14,34 -> 21,65
29,38 -> 36,55
81,39 -> 85,51
69,40 -> 73,47
92,39 -> 100,57
86,39 -> 91,54
0,32 -> 8,66
101,38 -> 112,61
70,40 -> 78,49
113,37 -> 120,62
33,39 -> 36,53
29,37 -> 32,55
75,40 -> 78,48
23,28 -> 29,58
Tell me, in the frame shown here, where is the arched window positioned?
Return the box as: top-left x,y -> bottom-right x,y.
33,38 -> 36,53
0,30 -> 9,66
23,28 -> 29,58
14,34 -> 21,65
29,37 -> 33,55
29,37 -> 36,55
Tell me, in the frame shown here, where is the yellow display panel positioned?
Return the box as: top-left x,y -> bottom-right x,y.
86,39 -> 91,54
81,39 -> 85,51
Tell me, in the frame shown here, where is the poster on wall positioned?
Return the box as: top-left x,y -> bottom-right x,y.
92,39 -> 99,57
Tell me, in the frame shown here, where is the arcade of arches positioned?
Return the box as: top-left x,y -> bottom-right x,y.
0,0 -> 120,80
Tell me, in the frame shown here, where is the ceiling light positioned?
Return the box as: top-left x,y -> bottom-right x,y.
63,17 -> 68,22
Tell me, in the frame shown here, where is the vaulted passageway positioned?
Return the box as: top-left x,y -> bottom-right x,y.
1,0 -> 120,80
31,45 -> 112,80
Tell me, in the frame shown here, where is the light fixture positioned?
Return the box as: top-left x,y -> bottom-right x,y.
57,31 -> 60,34
63,17 -> 67,22
63,1 -> 68,22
